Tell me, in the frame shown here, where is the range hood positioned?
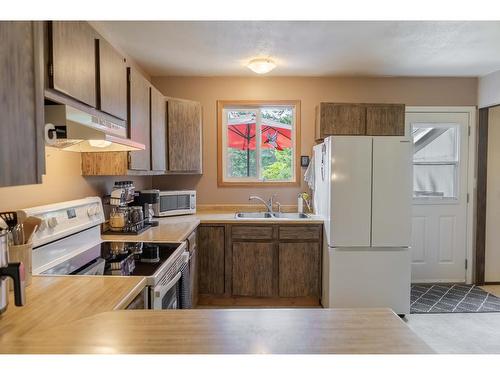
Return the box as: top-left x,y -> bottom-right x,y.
44,104 -> 145,152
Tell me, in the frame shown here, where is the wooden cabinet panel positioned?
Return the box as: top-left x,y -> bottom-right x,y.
0,21 -> 44,187
319,103 -> 366,137
279,226 -> 321,240
151,86 -> 166,172
167,98 -> 202,173
197,226 -> 225,295
366,104 -> 405,136
232,242 -> 276,297
279,242 -> 320,297
97,38 -> 127,120
232,226 -> 273,240
49,21 -> 96,107
128,67 -> 151,171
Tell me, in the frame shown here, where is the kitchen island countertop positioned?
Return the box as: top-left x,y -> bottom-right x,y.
0,308 -> 433,354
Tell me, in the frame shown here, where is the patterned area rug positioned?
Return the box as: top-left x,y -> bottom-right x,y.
411,284 -> 500,313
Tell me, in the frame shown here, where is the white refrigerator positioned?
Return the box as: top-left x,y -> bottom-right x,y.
313,136 -> 412,315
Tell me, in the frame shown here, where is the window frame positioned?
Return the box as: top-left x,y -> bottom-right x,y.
217,100 -> 301,187
411,122 -> 461,203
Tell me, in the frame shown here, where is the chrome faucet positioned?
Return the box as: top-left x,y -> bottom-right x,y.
249,195 -> 273,213
249,194 -> 281,214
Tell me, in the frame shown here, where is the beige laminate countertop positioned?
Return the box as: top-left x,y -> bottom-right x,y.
0,275 -> 146,339
0,308 -> 433,354
101,211 -> 323,243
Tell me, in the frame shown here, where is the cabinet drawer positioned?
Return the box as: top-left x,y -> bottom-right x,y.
279,226 -> 321,240
232,226 -> 273,240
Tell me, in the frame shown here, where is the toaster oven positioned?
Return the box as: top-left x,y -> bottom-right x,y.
152,190 -> 196,217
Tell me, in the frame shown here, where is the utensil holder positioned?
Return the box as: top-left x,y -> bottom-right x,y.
8,242 -> 32,290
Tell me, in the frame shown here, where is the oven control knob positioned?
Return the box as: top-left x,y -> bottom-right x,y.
48,217 -> 58,229
87,206 -> 96,217
39,219 -> 48,231
94,205 -> 101,215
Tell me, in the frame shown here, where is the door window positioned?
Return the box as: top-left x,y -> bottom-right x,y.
412,123 -> 460,200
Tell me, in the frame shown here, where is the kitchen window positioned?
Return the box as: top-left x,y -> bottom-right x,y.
217,100 -> 300,186
412,123 -> 460,200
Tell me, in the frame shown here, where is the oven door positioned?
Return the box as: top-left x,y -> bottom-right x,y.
151,271 -> 182,310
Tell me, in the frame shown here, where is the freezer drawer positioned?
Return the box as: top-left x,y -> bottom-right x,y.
323,247 -> 411,315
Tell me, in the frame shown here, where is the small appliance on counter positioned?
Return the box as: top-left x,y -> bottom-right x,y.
102,181 -> 150,235
134,190 -> 160,227
151,190 -> 196,217
0,229 -> 25,314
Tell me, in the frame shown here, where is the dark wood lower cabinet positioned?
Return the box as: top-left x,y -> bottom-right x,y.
279,242 -> 320,297
232,242 -> 276,297
197,225 -> 225,295
197,224 -> 322,306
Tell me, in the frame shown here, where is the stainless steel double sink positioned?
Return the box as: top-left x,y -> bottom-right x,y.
234,212 -> 310,219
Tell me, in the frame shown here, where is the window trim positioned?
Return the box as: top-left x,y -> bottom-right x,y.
217,100 -> 301,187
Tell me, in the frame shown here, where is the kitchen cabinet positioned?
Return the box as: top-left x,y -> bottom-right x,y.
279,242 -> 320,297
232,242 -> 276,297
97,38 -> 127,120
0,21 -> 45,187
151,86 -> 167,172
167,98 -> 202,173
128,67 -> 151,171
366,104 -> 405,136
197,225 -> 225,295
197,223 -> 322,306
48,21 -> 97,107
316,103 -> 366,138
316,102 -> 405,139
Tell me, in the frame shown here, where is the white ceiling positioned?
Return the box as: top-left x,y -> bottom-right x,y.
91,21 -> 500,77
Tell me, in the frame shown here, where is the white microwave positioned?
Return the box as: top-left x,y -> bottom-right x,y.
152,190 -> 196,217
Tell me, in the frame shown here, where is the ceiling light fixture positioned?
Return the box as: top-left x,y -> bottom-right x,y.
247,58 -> 277,74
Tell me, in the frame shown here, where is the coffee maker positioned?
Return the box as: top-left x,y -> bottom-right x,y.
0,230 -> 25,314
134,190 -> 160,227
103,181 -> 150,235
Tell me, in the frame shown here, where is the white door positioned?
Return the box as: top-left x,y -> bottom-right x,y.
406,112 -> 470,283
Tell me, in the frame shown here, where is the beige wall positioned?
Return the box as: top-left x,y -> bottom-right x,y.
0,147 -> 151,212
152,76 -> 477,205
486,106 -> 500,282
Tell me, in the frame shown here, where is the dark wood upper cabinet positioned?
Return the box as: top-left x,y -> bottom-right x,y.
232,241 -> 276,297
317,103 -> 366,138
48,21 -> 97,107
151,86 -> 166,172
167,98 -> 202,173
197,226 -> 225,295
128,67 -> 151,171
316,102 -> 406,139
279,242 -> 320,298
0,21 -> 44,187
97,38 -> 127,120
366,104 -> 405,136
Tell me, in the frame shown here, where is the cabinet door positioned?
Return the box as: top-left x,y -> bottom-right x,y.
128,67 -> 151,171
0,21 -> 44,187
366,104 -> 405,136
197,226 -> 225,295
49,21 -> 96,107
279,242 -> 320,297
232,242 -> 276,297
97,38 -> 127,120
320,103 -> 366,137
151,86 -> 166,172
167,99 -> 202,173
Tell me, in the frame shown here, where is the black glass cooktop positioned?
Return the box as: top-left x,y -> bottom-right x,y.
100,242 -> 180,277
